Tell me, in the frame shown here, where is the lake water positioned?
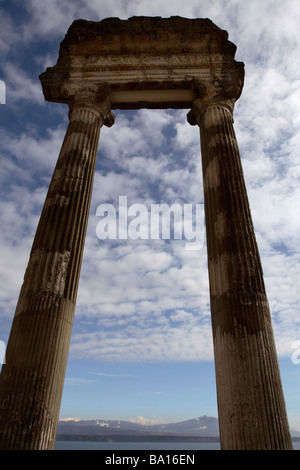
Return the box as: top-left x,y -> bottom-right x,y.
54,440 -> 220,450
54,440 -> 300,450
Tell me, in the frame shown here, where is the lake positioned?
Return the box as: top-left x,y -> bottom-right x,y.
54,440 -> 300,450
54,440 -> 220,450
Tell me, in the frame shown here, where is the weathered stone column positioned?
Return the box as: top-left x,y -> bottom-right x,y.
0,84 -> 114,450
188,83 -> 293,449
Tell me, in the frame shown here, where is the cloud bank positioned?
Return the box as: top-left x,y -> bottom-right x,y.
1,0 -> 300,365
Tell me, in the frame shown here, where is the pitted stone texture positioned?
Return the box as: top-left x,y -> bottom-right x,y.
0,97 -> 105,450
195,101 -> 293,450
40,16 -> 244,110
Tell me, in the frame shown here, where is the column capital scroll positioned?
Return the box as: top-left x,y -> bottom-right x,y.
63,82 -> 115,127
187,96 -> 234,127
187,70 -> 244,126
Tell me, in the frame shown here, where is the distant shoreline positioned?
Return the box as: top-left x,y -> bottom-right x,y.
55,434 -> 300,443
55,434 -> 221,443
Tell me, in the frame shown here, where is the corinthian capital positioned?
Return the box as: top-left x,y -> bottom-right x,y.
63,82 -> 115,127
187,62 -> 244,126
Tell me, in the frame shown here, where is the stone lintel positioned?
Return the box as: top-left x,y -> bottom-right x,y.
108,88 -> 193,110
39,16 -> 244,110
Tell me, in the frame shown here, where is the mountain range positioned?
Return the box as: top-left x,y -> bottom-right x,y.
56,416 -> 220,441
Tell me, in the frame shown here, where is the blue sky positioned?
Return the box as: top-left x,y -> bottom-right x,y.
1,0 -> 300,431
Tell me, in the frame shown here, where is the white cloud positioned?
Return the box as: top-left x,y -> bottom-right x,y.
129,416 -> 166,426
0,126 -> 65,177
24,0 -> 84,39
0,122 -> 67,320
0,184 -> 46,316
64,377 -> 98,386
92,372 -> 134,377
1,0 -> 300,367
69,318 -> 214,362
0,6 -> 26,60
4,62 -> 44,105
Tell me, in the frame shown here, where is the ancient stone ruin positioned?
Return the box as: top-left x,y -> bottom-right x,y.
0,16 -> 293,450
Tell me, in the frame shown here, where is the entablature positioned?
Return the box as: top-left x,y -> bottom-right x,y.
40,16 -> 244,110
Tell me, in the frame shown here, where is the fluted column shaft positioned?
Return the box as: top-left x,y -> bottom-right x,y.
0,90 -> 112,450
189,101 -> 292,449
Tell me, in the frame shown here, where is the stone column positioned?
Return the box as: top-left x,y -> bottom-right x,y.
188,86 -> 293,450
0,84 -> 114,450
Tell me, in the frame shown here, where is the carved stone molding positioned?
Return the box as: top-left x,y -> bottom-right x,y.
39,16 -> 244,110
62,82 -> 115,127
187,71 -> 244,126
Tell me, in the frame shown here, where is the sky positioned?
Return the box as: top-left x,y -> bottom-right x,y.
0,0 -> 300,432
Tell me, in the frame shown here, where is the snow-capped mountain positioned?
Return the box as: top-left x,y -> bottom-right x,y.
144,416 -> 219,436
57,416 -> 219,437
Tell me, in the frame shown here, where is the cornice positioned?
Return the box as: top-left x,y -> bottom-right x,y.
39,16 -> 244,110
